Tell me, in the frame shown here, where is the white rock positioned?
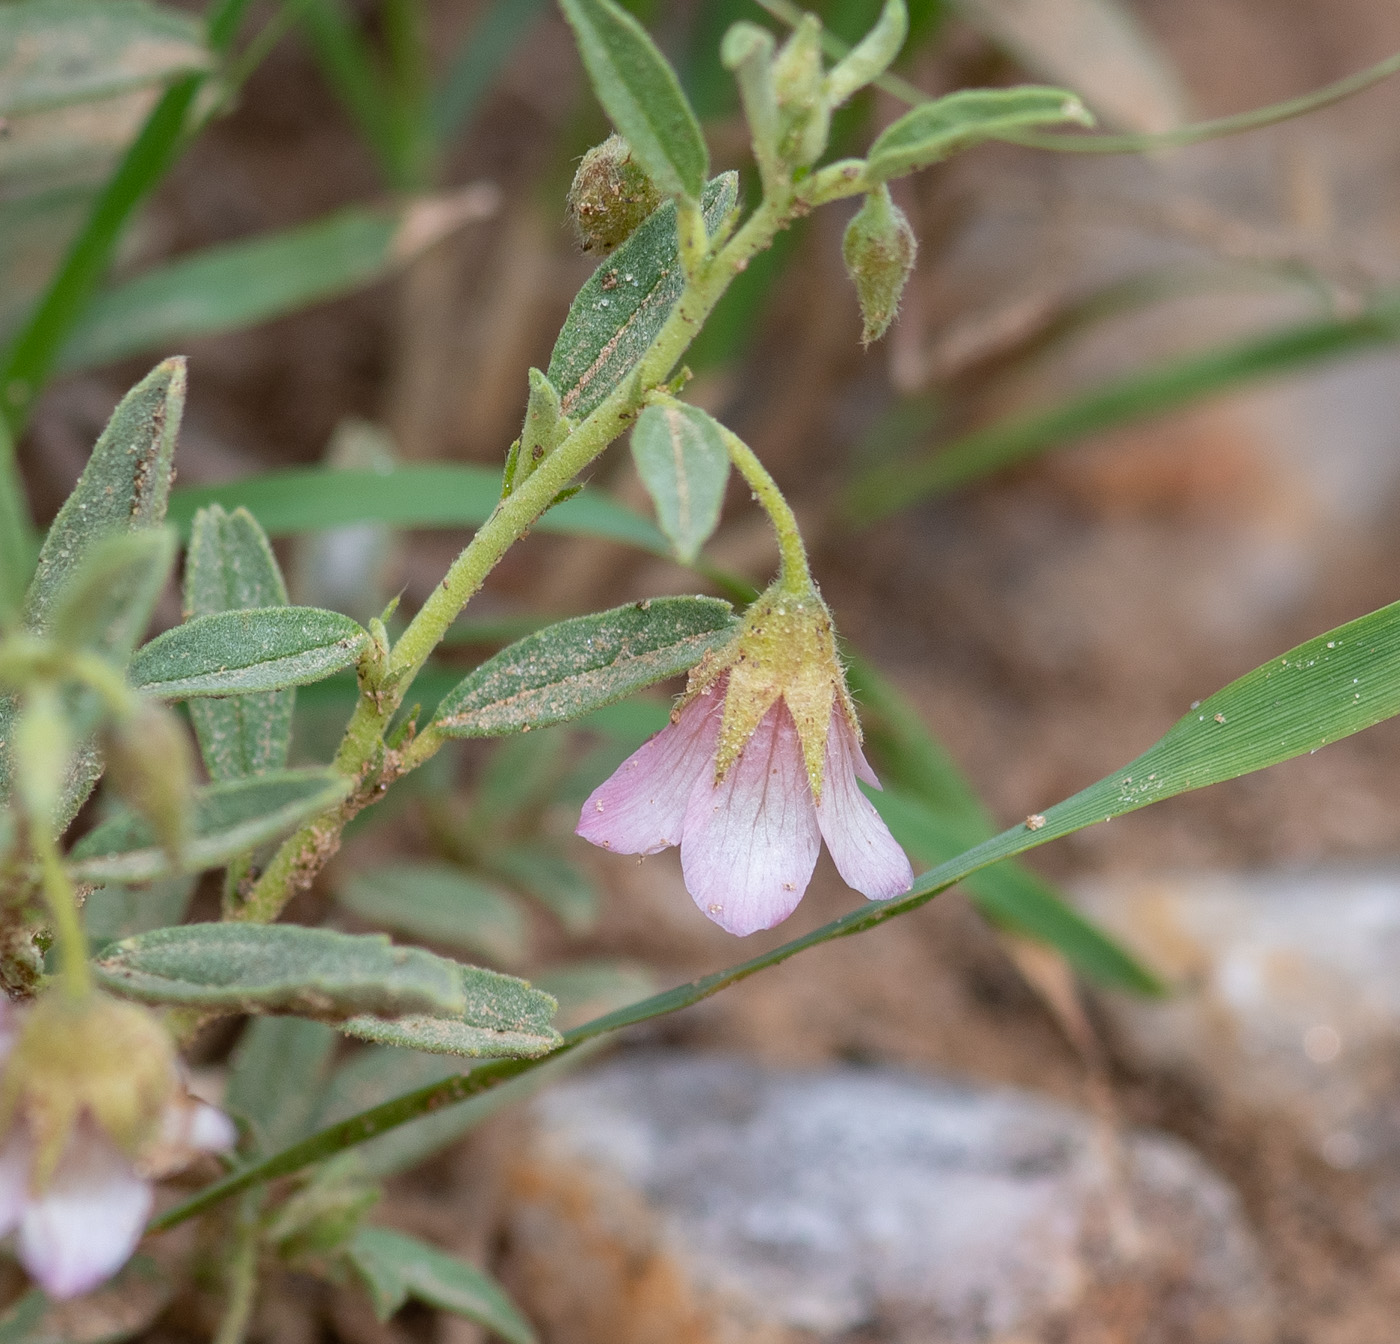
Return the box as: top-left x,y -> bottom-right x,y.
1076,868 -> 1400,1172
501,1053 -> 1272,1344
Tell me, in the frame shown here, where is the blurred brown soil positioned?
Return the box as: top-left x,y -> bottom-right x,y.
20,1 -> 1400,1340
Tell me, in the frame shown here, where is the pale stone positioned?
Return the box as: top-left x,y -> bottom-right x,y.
501,1053 -> 1272,1344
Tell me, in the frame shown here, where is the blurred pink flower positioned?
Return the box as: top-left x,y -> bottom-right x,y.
0,1005 -> 235,1300
578,674 -> 913,935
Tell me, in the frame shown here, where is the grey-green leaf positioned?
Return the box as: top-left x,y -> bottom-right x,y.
22,358 -> 185,631
491,845 -> 599,935
68,767 -> 351,882
431,596 -> 736,739
0,0 -> 209,117
866,86 -> 1093,181
339,964 -> 561,1059
226,1017 -> 340,1154
338,863 -> 530,965
184,505 -> 294,779
83,875 -> 196,946
558,0 -> 707,200
47,528 -> 175,659
547,173 -> 737,421
347,1226 -> 536,1342
92,923 -> 468,1019
129,606 -> 367,699
630,402 -> 729,562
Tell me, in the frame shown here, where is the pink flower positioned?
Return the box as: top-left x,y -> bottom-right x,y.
577,671 -> 913,935
0,999 -> 235,1300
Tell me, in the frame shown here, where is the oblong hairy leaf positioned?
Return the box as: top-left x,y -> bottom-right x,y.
432,596 -> 736,738
129,606 -> 367,698
559,0 -> 707,200
339,965 -> 561,1059
92,923 -> 468,1019
69,767 -> 351,882
630,402 -> 729,563
547,173 -> 738,421
867,86 -> 1093,180
339,863 -> 529,965
0,0 -> 209,117
347,1227 -> 536,1342
184,505 -> 294,780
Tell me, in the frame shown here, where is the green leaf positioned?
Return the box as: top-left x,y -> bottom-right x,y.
68,766 -> 352,882
21,358 -> 185,632
630,402 -> 730,562
347,1226 -> 536,1342
338,863 -> 530,965
57,198 -> 495,372
866,85 -> 1093,180
431,596 -> 736,738
339,964 -> 560,1058
848,298 -> 1400,521
47,528 -> 175,658
491,845 -> 599,935
92,923 -> 469,1019
559,0 -> 707,200
167,465 -> 670,553
184,505 -> 295,780
226,1017 -> 340,1154
428,0 -> 548,145
0,418 -> 36,624
129,607 -> 368,699
547,173 -> 738,421
82,874 -> 196,945
0,0 -> 209,117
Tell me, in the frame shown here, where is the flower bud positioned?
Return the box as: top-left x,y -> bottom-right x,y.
567,134 -> 663,254
0,992 -> 179,1182
841,184 -> 917,345
771,15 -> 831,168
102,699 -> 195,865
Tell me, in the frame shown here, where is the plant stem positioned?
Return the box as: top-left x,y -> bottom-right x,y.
716,423 -> 810,591
35,829 -> 89,999
211,1194 -> 261,1344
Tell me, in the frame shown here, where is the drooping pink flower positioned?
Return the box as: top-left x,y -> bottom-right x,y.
578,583 -> 913,935
0,996 -> 235,1299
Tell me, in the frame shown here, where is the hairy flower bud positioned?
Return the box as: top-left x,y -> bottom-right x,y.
771,15 -> 831,168
842,184 -> 917,345
102,699 -> 195,865
567,134 -> 663,253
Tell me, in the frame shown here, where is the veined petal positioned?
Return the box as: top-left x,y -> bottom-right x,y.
577,684 -> 724,855
680,701 -> 821,936
19,1128 -> 152,1300
815,713 -> 913,900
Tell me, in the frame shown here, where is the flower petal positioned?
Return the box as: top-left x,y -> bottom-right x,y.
0,1129 -> 31,1238
680,701 -> 821,936
18,1128 -> 152,1300
577,684 -> 723,855
815,713 -> 914,900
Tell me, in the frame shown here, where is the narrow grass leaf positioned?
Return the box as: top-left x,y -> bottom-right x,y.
0,418 -> 37,623
348,1228 -> 536,1342
0,0 -> 209,117
167,465 -> 670,553
630,401 -> 730,562
432,596 -> 736,738
338,863 -> 530,965
559,0 -> 707,200
339,965 -> 560,1058
129,607 -> 367,699
92,923 -> 468,1018
848,298 -> 1400,520
184,505 -> 294,779
69,766 -> 351,882
866,85 -> 1092,180
548,173 -> 738,421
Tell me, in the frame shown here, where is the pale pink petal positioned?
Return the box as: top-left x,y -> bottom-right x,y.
815,713 -> 914,900
18,1129 -> 152,1300
680,701 -> 821,936
577,684 -> 724,855
186,1102 -> 237,1153
0,1129 -> 30,1237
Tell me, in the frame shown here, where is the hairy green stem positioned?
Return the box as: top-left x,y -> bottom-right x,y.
36,829 -> 89,999
716,421 -> 811,591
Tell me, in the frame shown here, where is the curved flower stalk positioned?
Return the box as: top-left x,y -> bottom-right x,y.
0,994 -> 234,1298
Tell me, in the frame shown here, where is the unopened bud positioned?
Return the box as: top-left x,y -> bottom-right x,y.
567,134 -> 662,253
103,699 -> 194,865
841,185 -> 917,345
772,15 -> 831,168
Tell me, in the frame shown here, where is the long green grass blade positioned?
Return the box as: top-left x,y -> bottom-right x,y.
167,465 -> 670,553
848,296 -> 1400,522
0,418 -> 36,624
428,0 -> 548,146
